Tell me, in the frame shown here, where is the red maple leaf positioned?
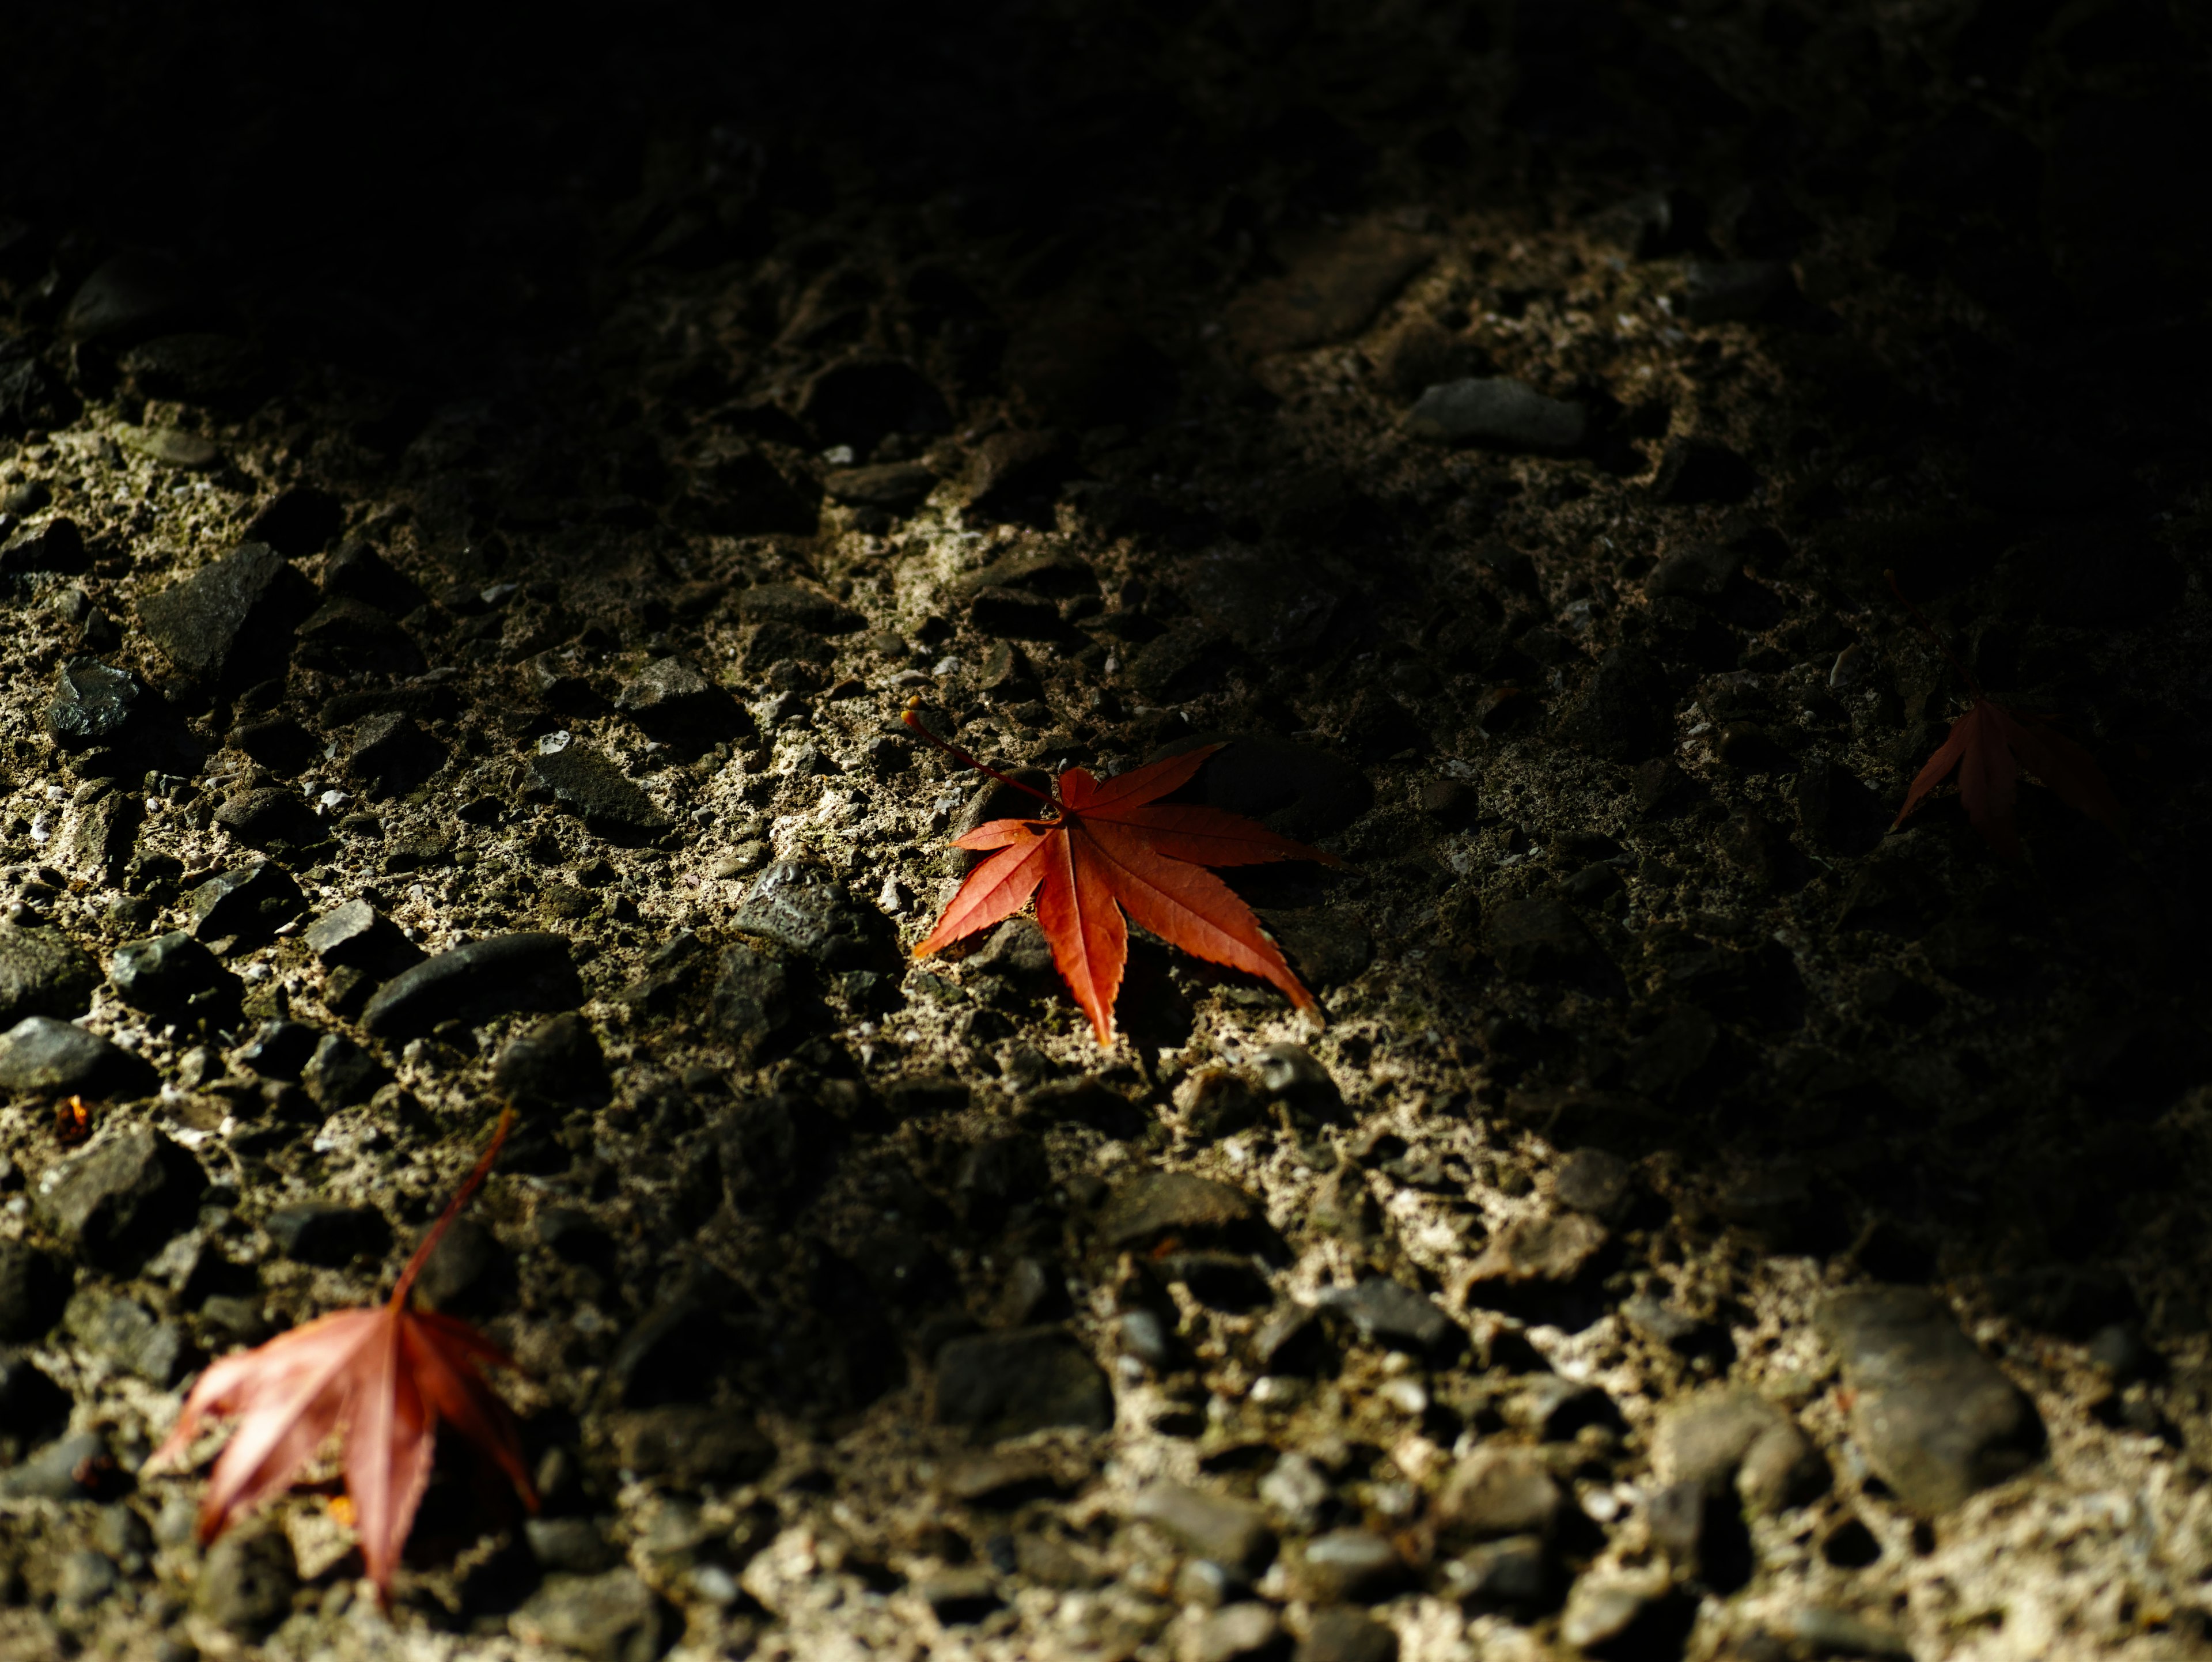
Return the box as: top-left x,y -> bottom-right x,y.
1884,572 -> 2123,861
151,1112 -> 534,1600
907,710 -> 1339,1043
1892,695 -> 2123,861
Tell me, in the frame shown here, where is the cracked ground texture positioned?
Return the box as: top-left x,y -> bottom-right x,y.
2,2 -> 2211,1660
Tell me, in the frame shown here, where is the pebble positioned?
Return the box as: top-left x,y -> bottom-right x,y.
1256,908 -> 1373,990
732,860 -> 878,967
1,516 -> 87,578
1296,1528 -> 1404,1603
1185,549 -> 1341,658
33,1124 -> 205,1271
1318,1278 -> 1457,1357
0,1430 -> 106,1501
213,785 -> 321,847
734,580 -> 864,635
360,932 -> 584,1038
824,459 -> 938,511
115,423 -> 219,470
613,655 -> 747,748
934,1326 -> 1114,1440
527,1517 -> 624,1576
1188,1602 -> 1283,1662
265,1201 -> 389,1266
302,1038 -> 380,1123
1785,1606 -> 1913,1658
1554,1148 -> 1633,1217
62,1288 -> 191,1384
0,1014 -> 156,1099
1482,898 -> 1603,978
1555,642 -> 1672,762
1817,1286 -> 2044,1515
1559,1572 -> 1675,1652
529,743 -> 672,841
1293,1607 -> 1400,1662
1131,1481 -> 1276,1574
348,709 -> 444,794
1142,732 -> 1372,842
46,657 -> 141,749
135,542 -> 312,688
1645,542 -> 1741,600
1437,1448 -> 1563,1540
1259,1452 -> 1334,1532
0,923 -> 99,1027
1440,1536 -> 1550,1610
302,896 -> 417,972
0,1240 -> 67,1341
1255,1042 -> 1342,1115
1406,376 -> 1587,450
1681,259 -> 1790,322
711,941 -> 803,1064
1224,221 -> 1433,355
107,931 -> 229,1017
969,584 -> 1063,638
512,1569 -> 667,1662
197,1527 -> 300,1639
491,1012 -> 612,1109
969,915 -> 1055,985
187,862 -> 307,941
63,252 -> 192,340
119,331 -> 264,404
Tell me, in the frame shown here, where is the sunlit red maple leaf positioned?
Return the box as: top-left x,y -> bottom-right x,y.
151,1112 -> 534,1600
907,709 -> 1338,1043
1885,571 -> 2122,862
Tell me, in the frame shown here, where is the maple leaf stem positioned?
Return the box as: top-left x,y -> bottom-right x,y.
901,701 -> 1060,811
1885,569 -> 1986,701
390,1108 -> 513,1311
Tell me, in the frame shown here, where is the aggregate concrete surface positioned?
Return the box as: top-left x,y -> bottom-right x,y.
1,3 -> 2210,1660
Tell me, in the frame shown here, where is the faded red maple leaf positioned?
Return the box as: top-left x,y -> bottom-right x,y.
1887,571 -> 2122,861
906,707 -> 1338,1043
151,1111 -> 534,1600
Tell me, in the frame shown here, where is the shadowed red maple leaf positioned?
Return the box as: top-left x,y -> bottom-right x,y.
150,1111 -> 534,1600
1888,572 -> 2122,861
905,705 -> 1339,1043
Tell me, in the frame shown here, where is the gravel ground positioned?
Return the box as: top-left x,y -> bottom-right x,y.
2,3 -> 2210,1660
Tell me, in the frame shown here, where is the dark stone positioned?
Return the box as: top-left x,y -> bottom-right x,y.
62,1288 -> 191,1385
1484,898 -> 1603,978
1225,222 -> 1432,355
491,1012 -> 612,1110
678,446 -> 819,536
1131,1482 -> 1275,1573
824,460 -> 937,512
526,1517 -> 623,1576
410,1217 -> 503,1313
734,581 -> 864,634
607,1279 -> 740,1407
711,941 -> 805,1065
1555,1149 -> 1633,1217
612,656 -> 747,747
297,598 -> 426,678
0,925 -> 98,1028
1297,1529 -> 1406,1604
188,863 -> 307,941
63,252 -> 193,341
1319,1278 -> 1459,1357
1438,1448 -> 1563,1540
196,1528 -> 297,1640
0,346 -> 79,436
109,930 -> 233,1014
0,1016 -> 156,1099
214,786 -> 323,849
0,1243 -> 67,1342
33,1125 -> 206,1271
361,933 -> 584,1038
969,917 -> 1055,986
266,1202 -> 389,1266
1817,1286 -> 2044,1515
1255,1043 -> 1343,1115
1294,1608 -> 1400,1662
46,657 -> 141,749
933,1326 -> 1113,1440
1465,1213 -> 1609,1289
1556,643 -> 1672,762
0,1429 -> 105,1501
303,899 -> 421,974
301,1033 -> 388,1108
529,742 -> 672,842
122,333 -> 264,406
511,1567 -> 668,1662
320,540 -> 425,614
347,709 -> 444,796
608,1405 -> 776,1488
233,1019 -> 318,1080
1185,550 -> 1342,658
1645,543 -> 1740,600
1255,910 -> 1372,990
800,359 -> 952,452
1099,1172 -> 1263,1251
135,542 -> 315,688
243,486 -> 343,556
229,714 -> 318,775
1406,376 -> 1586,449
1,516 -> 88,578
1143,733 -> 1372,842
1681,259 -> 1791,322
733,861 -> 878,967
969,585 -> 1064,638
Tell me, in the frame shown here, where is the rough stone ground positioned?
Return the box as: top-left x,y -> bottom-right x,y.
1,2 -> 2210,1660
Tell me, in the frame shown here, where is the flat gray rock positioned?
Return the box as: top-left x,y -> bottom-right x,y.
361,933 -> 584,1038
135,542 -> 312,687
732,861 -> 877,966
0,1015 -> 156,1099
1407,376 -> 1586,449
33,1124 -> 206,1271
529,742 -> 673,841
1817,1286 -> 2044,1515
933,1326 -> 1113,1441
1130,1481 -> 1275,1573
0,925 -> 99,1028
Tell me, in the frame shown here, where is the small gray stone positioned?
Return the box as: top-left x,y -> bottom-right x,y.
1407,377 -> 1586,450
1484,897 -> 1603,978
612,656 -> 747,747
1817,1286 -> 2044,1515
64,252 -> 191,340
1645,542 -> 1741,600
0,925 -> 99,1028
825,460 -> 937,511
608,1405 -> 776,1489
233,1018 -> 319,1079
530,744 -> 672,841
1437,1448 -> 1562,1540
1191,1602 -> 1283,1662
934,1326 -> 1114,1441
1738,1419 -> 1828,1516
1255,1042 -> 1342,1115
1296,1528 -> 1404,1604
411,1217 -> 502,1314
137,542 -> 313,688
196,1527 -> 298,1640
1294,1608 -> 1399,1662
62,1288 -> 191,1384
1464,1213 -> 1607,1287
46,657 -> 141,749
527,1516 -> 624,1576
1099,1172 -> 1262,1251
919,1568 -> 1002,1623
511,1569 -> 668,1662
1682,259 -> 1790,323
187,863 -> 307,941
969,916 -> 1054,985
0,1430 -> 105,1500
735,581 -> 863,634
348,709 -> 444,794
0,1016 -> 156,1099
361,933 -> 583,1038
55,1549 -> 118,1608
1559,1573 -> 1669,1652
1654,1388 -> 1787,1493
1440,1535 -> 1550,1610
0,1241 -> 67,1341
732,860 -> 878,966
1554,1148 -> 1632,1217
1131,1481 -> 1275,1574
1785,1606 -> 1914,1658
302,1032 -> 389,1108
111,932 -> 233,1016
710,940 -> 805,1065
265,1202 -> 389,1266
1319,1278 -> 1457,1357
1260,1452 -> 1333,1533
491,1012 -> 611,1109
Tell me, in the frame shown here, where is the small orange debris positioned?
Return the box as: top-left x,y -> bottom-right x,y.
54,1096 -> 92,1146
327,1494 -> 356,1528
